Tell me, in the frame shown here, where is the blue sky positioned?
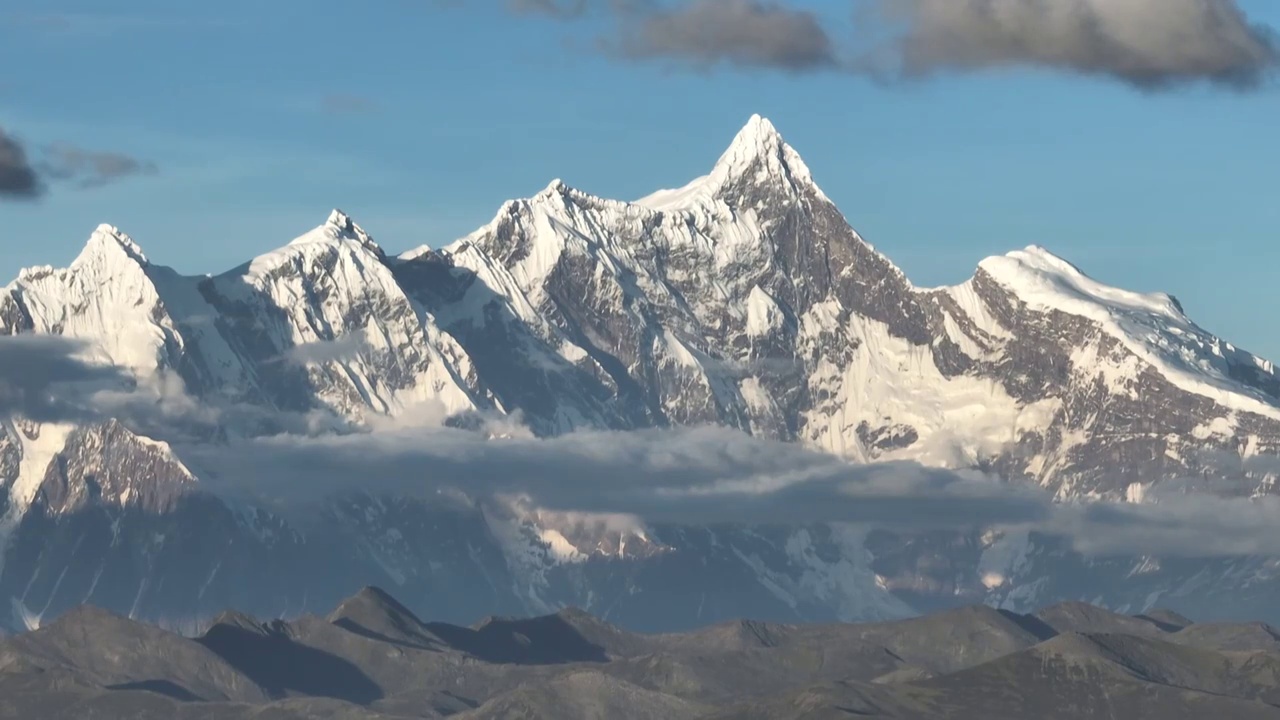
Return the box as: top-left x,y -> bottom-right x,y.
2,0 -> 1279,358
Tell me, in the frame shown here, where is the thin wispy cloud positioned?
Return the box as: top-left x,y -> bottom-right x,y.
0,12 -> 231,37
39,143 -> 158,189
319,94 -> 380,115
0,126 -> 157,198
508,0 -> 590,16
276,335 -> 368,366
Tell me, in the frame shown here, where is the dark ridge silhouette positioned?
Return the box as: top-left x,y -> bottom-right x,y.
327,585 -> 442,652
106,679 -> 203,702
997,608 -> 1060,641
205,610 -> 270,635
330,617 -> 441,652
1138,609 -> 1196,632
196,620 -> 382,704
425,612 -> 610,664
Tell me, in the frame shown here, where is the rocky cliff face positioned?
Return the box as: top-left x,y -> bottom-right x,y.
2,115 -> 1279,633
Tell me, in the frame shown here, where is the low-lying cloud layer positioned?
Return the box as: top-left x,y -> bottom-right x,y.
9,332 -> 1280,561
0,334 -> 345,436
1048,494 -> 1280,558
513,0 -> 1279,88
0,335 -> 131,421
182,423 -> 1050,529
175,416 -> 1280,560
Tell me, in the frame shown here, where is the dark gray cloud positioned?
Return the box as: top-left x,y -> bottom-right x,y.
509,0 -> 837,71
611,0 -> 837,71
505,0 -> 1277,88
0,127 -> 42,199
39,143 -> 158,189
861,0 -> 1279,88
0,335 -> 131,422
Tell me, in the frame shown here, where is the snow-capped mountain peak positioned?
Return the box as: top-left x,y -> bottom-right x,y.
71,224 -> 150,270
536,178 -> 572,199
278,209 -> 386,260
711,113 -> 812,184
528,178 -> 633,218
637,114 -> 823,212
2,222 -> 176,376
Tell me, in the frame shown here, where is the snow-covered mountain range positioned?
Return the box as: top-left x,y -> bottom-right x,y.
3,115 -> 1279,634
